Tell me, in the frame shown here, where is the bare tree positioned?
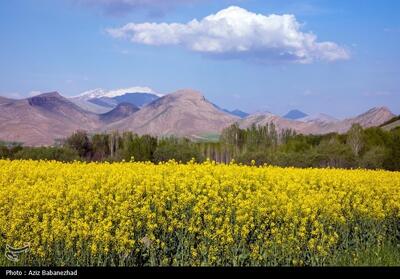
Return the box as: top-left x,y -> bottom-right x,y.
347,124 -> 364,156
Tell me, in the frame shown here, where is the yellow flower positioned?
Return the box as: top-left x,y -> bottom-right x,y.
0,159 -> 399,266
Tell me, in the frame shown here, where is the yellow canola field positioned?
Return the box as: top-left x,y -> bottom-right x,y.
0,159 -> 400,266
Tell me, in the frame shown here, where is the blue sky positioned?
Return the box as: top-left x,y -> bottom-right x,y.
0,0 -> 399,118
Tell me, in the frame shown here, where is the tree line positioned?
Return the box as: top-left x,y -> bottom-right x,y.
215,123 -> 400,171
1,123 -> 400,171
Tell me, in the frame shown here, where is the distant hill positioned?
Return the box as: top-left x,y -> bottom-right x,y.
0,92 -> 101,146
327,107 -> 395,134
85,92 -> 160,109
105,89 -> 239,138
239,112 -> 311,132
70,87 -> 161,113
381,116 -> 400,131
239,107 -> 395,135
212,103 -> 249,118
69,98 -> 111,114
224,109 -> 250,118
299,113 -> 339,124
283,110 -> 308,120
380,115 -> 400,127
0,96 -> 13,104
382,120 -> 400,131
88,97 -> 117,108
100,103 -> 140,124
113,93 -> 160,107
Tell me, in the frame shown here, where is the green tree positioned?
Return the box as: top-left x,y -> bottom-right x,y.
359,146 -> 388,169
314,138 -> 355,168
0,145 -> 10,159
154,137 -> 203,163
220,124 -> 245,149
384,128 -> 400,170
118,133 -> 157,162
13,147 -> 79,162
91,133 -> 110,161
65,130 -> 92,158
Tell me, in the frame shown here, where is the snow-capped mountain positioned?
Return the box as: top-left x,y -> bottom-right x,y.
73,86 -> 162,101
70,86 -> 163,113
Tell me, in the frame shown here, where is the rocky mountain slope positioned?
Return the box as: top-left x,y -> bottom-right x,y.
239,107 -> 395,135
104,89 -> 239,138
99,103 -> 140,124
70,87 -> 161,113
298,113 -> 339,124
0,92 -> 101,146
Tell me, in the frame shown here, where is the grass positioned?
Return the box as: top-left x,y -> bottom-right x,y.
328,242 -> 400,266
1,243 -> 399,267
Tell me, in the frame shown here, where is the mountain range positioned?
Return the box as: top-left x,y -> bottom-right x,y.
283,109 -> 308,120
238,107 -> 394,135
105,89 -> 238,138
0,89 -> 396,146
74,88 -> 251,119
70,87 -> 162,114
0,92 -> 100,146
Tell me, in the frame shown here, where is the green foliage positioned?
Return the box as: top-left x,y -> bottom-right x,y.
220,123 -> 245,149
0,142 -> 23,159
243,123 -> 279,152
65,130 -> 92,158
384,128 -> 400,171
209,124 -> 399,170
273,150 -> 317,168
0,145 -> 10,159
280,135 -> 313,153
313,138 -> 356,168
359,146 -> 388,170
363,127 -> 390,148
154,137 -> 204,163
91,133 -> 110,161
12,147 -> 79,162
118,133 -> 158,162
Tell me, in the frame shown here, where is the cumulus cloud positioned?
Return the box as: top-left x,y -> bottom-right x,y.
107,6 -> 350,63
74,0 -> 199,15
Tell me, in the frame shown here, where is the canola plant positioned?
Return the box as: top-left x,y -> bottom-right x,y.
0,159 -> 399,266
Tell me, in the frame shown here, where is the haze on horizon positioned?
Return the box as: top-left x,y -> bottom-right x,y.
0,0 -> 399,118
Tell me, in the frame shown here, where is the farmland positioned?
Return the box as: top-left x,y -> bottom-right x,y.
1,160 -> 400,266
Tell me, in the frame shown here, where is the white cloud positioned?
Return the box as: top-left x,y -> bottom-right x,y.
107,6 -> 350,64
